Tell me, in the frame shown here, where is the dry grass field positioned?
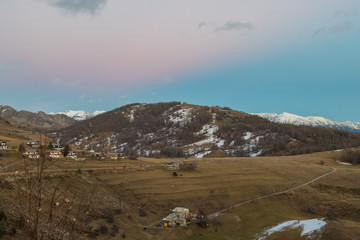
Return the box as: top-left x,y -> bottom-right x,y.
0,147 -> 359,239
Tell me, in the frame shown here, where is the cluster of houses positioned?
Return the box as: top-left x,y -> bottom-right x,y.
22,140 -> 125,161
23,140 -> 78,159
162,207 -> 199,227
1,138 -> 132,161
88,150 -> 125,160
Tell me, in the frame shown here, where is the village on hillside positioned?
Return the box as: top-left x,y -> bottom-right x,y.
0,138 -> 132,161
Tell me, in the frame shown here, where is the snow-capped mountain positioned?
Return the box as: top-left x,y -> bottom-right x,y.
253,112 -> 360,133
50,110 -> 106,121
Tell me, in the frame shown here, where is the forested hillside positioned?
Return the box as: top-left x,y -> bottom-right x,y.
52,102 -> 360,158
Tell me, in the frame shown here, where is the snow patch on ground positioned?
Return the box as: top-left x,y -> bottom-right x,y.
194,151 -> 211,158
169,108 -> 193,123
129,109 -> 136,122
250,149 -> 263,157
256,218 -> 326,240
191,116 -> 225,149
127,104 -> 144,123
243,132 -> 254,140
337,161 -> 352,166
240,135 -> 263,156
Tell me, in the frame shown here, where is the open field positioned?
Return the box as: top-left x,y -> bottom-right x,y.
0,149 -> 359,239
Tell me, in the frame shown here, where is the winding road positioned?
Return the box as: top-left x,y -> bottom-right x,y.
208,166 -> 337,219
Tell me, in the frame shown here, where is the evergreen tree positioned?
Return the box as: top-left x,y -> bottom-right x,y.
63,144 -> 70,157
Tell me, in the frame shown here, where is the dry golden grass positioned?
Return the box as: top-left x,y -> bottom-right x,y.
1,147 -> 359,239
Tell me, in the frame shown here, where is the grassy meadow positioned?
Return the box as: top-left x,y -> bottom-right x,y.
0,146 -> 359,239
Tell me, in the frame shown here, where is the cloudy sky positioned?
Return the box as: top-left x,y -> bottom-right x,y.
0,0 -> 359,121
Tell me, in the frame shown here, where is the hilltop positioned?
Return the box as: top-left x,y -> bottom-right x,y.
0,105 -> 76,132
52,102 -> 360,158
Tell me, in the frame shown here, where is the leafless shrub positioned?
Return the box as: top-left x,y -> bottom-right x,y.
300,205 -> 318,214
99,224 -> 108,234
138,208 -> 147,217
181,162 -> 198,170
0,179 -> 12,189
339,149 -> 360,164
104,211 -> 114,223
15,145 -> 94,240
110,224 -> 119,237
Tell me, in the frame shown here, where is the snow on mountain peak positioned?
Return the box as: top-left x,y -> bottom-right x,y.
50,110 -> 106,121
253,112 -> 360,133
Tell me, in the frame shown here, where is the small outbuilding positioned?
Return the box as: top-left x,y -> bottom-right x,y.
24,149 -> 40,159
52,144 -> 63,150
166,160 -> 184,170
163,207 -> 192,227
67,151 -> 77,159
0,141 -> 8,150
27,140 -> 40,148
172,207 -> 190,218
50,150 -> 63,158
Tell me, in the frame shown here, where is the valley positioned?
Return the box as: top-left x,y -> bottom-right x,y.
0,103 -> 359,239
0,145 -> 359,239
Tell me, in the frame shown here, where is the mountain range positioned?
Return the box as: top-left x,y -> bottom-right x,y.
2,103 -> 360,158
52,102 -> 360,158
253,112 -> 360,133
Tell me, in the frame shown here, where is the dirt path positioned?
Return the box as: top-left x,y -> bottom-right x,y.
208,166 -> 337,219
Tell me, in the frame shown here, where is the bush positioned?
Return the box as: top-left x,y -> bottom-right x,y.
173,171 -> 178,177
181,162 -> 198,170
104,211 -> 114,223
138,208 -> 147,217
301,205 -> 318,214
339,150 -> 360,164
0,180 -> 12,189
0,211 -> 6,238
110,224 -> 119,237
99,225 -> 108,234
18,143 -> 25,153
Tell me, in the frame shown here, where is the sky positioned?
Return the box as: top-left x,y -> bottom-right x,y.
0,0 -> 359,122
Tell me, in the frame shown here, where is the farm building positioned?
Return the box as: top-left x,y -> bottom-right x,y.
163,207 -> 192,227
24,149 -> 40,159
52,143 -> 63,150
106,153 -> 119,160
67,151 -> 77,159
50,150 -> 62,158
0,141 -> 8,150
166,160 -> 184,170
172,207 -> 190,218
27,140 -> 40,148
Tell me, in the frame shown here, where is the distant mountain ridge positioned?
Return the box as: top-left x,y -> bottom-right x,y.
49,110 -> 106,121
0,105 -> 76,132
253,112 -> 360,133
